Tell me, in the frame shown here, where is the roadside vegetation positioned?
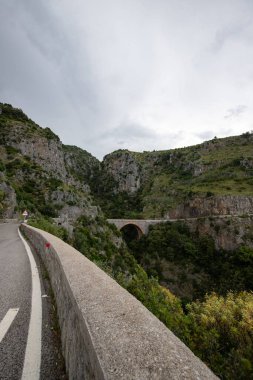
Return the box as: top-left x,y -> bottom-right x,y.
28,217 -> 69,241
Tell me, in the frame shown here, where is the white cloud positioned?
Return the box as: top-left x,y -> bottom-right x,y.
0,0 -> 253,159
224,105 -> 248,119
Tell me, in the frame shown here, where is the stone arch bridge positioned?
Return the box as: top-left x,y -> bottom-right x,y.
107,219 -> 165,237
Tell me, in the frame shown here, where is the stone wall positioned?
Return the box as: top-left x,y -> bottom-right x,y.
20,224 -> 217,379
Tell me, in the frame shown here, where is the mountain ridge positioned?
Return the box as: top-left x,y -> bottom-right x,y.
2,102 -> 253,224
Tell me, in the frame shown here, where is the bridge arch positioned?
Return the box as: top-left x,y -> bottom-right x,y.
107,219 -> 165,237
120,223 -> 144,241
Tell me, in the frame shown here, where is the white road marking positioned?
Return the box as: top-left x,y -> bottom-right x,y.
18,228 -> 42,380
0,308 -> 19,343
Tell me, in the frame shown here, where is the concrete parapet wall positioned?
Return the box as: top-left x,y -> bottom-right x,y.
20,224 -> 217,380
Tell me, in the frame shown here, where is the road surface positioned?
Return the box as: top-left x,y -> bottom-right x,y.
0,223 -> 66,380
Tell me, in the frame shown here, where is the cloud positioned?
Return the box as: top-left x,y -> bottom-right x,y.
103,121 -> 157,141
224,105 -> 247,119
212,23 -> 249,52
195,131 -> 216,141
90,121 -> 158,157
0,1 -> 253,159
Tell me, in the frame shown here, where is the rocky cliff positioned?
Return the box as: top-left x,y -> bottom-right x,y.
184,215 -> 253,251
103,150 -> 141,193
0,108 -> 66,179
167,195 -> 253,219
0,103 -> 99,228
101,134 -> 253,219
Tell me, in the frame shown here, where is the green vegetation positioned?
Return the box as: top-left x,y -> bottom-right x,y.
0,103 -> 30,122
97,134 -> 253,218
28,217 -> 69,241
70,216 -> 190,342
33,214 -> 253,379
0,144 -> 70,217
73,215 -> 138,276
187,291 -> 253,379
63,145 -> 100,183
37,215 -> 253,379
0,102 -> 59,142
26,217 -> 253,380
0,189 -> 5,217
129,221 -> 253,302
122,221 -> 253,378
89,159 -> 143,218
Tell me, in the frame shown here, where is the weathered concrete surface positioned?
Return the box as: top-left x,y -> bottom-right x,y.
21,224 -> 218,380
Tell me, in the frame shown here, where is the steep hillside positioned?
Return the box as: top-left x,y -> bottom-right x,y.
63,144 -> 99,184
0,103 -> 99,225
99,134 -> 253,218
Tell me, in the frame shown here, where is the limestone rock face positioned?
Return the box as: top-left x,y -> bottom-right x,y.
184,216 -> 253,251
0,181 -> 17,218
3,124 -> 67,180
0,105 -> 100,226
167,195 -> 253,219
103,151 -> 141,193
49,189 -> 98,219
63,145 -> 99,180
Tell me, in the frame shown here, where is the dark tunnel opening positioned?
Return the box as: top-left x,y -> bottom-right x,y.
120,224 -> 143,244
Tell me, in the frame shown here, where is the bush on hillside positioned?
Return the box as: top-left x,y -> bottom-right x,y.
28,217 -> 68,241
187,291 -> 253,379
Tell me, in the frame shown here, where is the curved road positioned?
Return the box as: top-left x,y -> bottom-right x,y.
0,223 -> 66,380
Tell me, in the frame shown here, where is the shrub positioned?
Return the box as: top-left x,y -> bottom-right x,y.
187,291 -> 253,379
0,190 -> 5,202
0,161 -> 5,171
28,217 -> 69,241
126,268 -> 188,339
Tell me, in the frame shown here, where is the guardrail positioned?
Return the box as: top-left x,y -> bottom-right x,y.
20,224 -> 217,379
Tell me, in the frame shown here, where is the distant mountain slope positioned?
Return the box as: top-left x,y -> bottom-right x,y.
99,134 -> 253,218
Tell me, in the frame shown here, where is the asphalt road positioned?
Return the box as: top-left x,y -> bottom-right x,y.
0,223 -> 67,380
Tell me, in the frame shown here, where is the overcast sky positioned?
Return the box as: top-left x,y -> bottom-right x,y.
1,1 -> 253,159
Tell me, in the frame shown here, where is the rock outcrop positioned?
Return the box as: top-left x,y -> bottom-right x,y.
0,121 -> 67,180
0,103 -> 99,227
102,133 -> 253,220
184,215 -> 253,251
103,150 -> 141,193
167,195 -> 253,219
0,179 -> 17,218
